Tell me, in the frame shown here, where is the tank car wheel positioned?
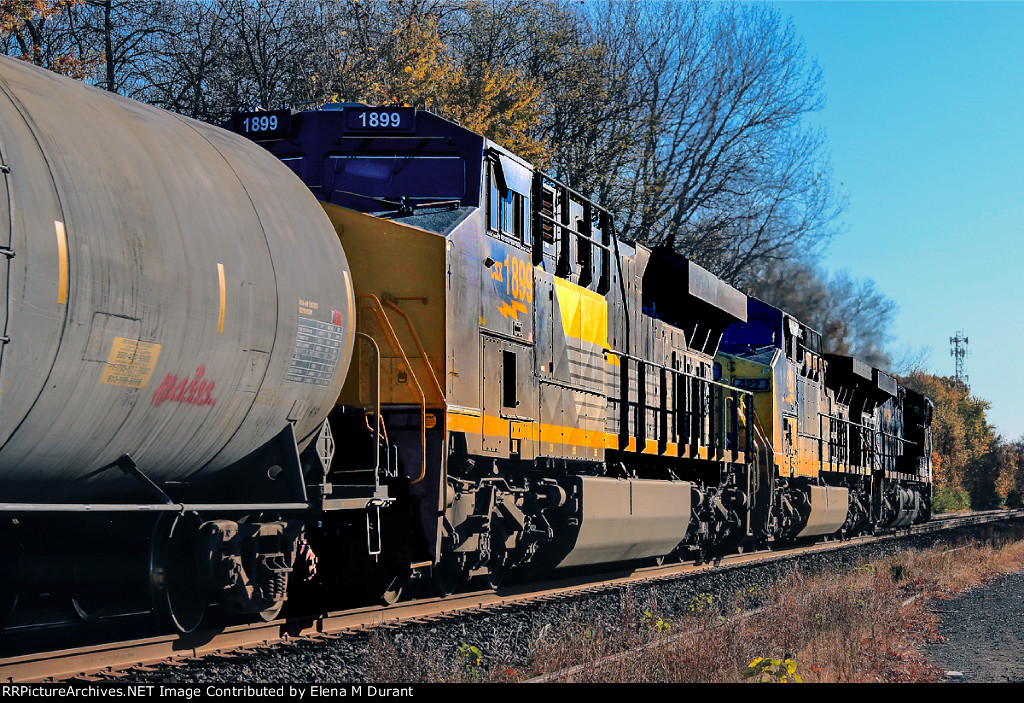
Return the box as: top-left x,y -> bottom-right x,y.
149,512 -> 207,634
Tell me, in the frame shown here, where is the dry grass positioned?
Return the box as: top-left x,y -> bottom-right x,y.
367,524 -> 1024,683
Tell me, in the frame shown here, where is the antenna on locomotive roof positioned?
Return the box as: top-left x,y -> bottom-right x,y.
950,330 -> 969,389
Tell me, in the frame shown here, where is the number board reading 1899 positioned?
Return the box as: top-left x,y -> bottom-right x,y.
232,109 -> 292,140
345,107 -> 415,133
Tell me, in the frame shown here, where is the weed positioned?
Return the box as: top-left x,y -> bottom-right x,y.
365,526 -> 1024,683
456,642 -> 482,678
688,592 -> 714,613
742,656 -> 803,683
642,610 -> 671,633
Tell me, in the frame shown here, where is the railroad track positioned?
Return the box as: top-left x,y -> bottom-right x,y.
3,508 -> 1021,684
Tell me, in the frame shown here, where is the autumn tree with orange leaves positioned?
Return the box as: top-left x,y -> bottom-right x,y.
899,371 -> 1022,511
329,2 -> 548,165
0,0 -> 97,77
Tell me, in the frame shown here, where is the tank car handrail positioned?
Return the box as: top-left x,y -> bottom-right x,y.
358,294 -> 428,484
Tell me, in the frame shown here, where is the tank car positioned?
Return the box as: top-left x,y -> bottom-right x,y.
0,56 -> 388,632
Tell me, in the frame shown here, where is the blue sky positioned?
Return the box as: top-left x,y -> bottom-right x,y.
773,1 -> 1024,440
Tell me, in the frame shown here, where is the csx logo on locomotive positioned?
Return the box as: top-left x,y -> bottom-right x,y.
488,248 -> 533,321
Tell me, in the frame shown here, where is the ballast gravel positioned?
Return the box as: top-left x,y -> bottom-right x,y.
924,568 -> 1024,683
114,526 -> 1020,684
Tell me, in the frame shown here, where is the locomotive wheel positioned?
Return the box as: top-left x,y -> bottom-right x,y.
70,595 -> 111,623
258,599 -> 285,623
381,576 -> 406,606
432,560 -> 465,598
0,588 -> 17,628
149,512 -> 207,634
486,542 -> 508,590
736,536 -> 757,554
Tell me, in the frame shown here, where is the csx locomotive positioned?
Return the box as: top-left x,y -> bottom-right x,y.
0,56 -> 931,634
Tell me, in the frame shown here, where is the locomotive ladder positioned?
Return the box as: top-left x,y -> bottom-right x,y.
357,294 -> 444,485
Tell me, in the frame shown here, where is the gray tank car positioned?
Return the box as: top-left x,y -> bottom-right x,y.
0,56 -> 371,631
0,56 -> 353,501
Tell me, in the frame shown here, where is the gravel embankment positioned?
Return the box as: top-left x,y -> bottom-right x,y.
925,569 -> 1024,683
120,532 -> 961,684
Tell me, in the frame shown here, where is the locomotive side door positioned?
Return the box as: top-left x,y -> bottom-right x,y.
481,336 -> 536,459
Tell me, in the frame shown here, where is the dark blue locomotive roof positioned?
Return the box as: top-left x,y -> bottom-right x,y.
720,298 -> 784,357
227,105 -> 484,235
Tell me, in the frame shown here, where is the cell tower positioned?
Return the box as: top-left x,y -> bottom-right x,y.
950,330 -> 969,388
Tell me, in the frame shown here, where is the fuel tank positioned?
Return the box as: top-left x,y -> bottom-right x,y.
0,57 -> 354,502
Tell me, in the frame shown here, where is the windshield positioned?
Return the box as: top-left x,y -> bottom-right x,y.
720,317 -> 778,357
324,155 -> 466,203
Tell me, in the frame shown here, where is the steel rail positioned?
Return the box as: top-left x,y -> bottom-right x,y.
2,508 -> 1021,683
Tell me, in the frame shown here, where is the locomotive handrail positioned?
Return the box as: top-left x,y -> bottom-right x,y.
818,411 -> 918,445
534,211 -> 615,254
751,416 -> 775,496
355,331 -> 382,481
604,349 -> 756,394
382,297 -> 445,402
533,171 -> 615,218
358,294 -> 427,485
817,411 -> 920,478
605,348 -> 751,455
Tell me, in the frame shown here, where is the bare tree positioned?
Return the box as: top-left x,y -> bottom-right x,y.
0,0 -> 100,77
128,0 -> 343,122
573,2 -> 842,284
51,0 -> 174,95
10,0 -> 844,294
748,257 -> 896,369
